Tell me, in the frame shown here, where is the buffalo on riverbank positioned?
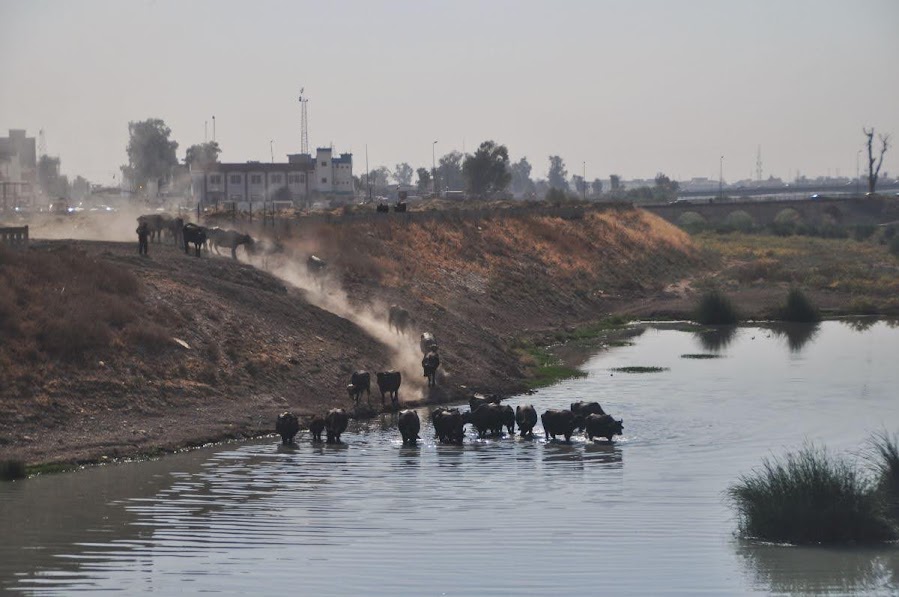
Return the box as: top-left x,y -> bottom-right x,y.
431,407 -> 464,444
348,370 -> 371,405
584,414 -> 624,442
275,411 -> 300,444
325,408 -> 348,443
309,415 -> 326,443
422,351 -> 440,387
541,409 -> 583,442
376,371 -> 402,409
515,405 -> 538,438
398,410 -> 421,445
463,403 -> 505,438
388,305 -> 410,335
182,223 -> 207,257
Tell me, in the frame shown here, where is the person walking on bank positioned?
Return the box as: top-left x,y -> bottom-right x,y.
137,221 -> 150,256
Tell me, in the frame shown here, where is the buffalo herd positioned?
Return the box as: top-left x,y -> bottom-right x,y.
276,399 -> 622,447
136,214 -> 256,260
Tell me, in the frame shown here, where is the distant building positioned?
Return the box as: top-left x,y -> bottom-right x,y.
192,147 -> 353,209
0,129 -> 37,209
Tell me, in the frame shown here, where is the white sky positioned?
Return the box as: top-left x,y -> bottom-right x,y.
1,0 -> 897,185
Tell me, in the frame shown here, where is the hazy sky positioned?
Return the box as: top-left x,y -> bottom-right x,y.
2,0 -> 897,185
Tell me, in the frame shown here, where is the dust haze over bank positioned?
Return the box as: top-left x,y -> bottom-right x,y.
244,247 -> 431,404
22,205 -> 186,243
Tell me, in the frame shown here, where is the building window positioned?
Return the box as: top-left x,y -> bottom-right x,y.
229,174 -> 241,184
210,175 -> 222,184
250,174 -> 262,184
321,177 -> 327,184
321,161 -> 327,166
270,174 -> 283,184
288,173 -> 306,184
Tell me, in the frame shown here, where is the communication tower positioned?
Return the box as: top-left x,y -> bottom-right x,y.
756,145 -> 763,182
298,87 -> 309,154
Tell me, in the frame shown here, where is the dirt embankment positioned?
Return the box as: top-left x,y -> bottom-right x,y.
1,205 -> 704,467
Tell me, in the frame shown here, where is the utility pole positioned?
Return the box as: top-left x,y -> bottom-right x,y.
204,121 -> 208,143
270,140 -> 274,163
212,115 -> 216,142
756,145 -> 762,182
856,149 -> 862,196
583,161 -> 586,200
719,155 -> 724,199
366,144 -> 371,203
432,140 -> 438,196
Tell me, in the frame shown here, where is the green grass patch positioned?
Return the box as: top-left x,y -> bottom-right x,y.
694,289 -> 739,325
728,441 -> 899,545
681,353 -> 722,359
610,366 -> 669,373
520,344 -> 587,389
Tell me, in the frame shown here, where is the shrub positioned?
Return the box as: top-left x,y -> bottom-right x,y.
677,211 -> 707,234
775,288 -> 820,323
694,289 -> 739,325
771,208 -> 802,236
728,444 -> 897,544
889,236 -> 899,258
722,210 -> 755,233
853,224 -> 877,241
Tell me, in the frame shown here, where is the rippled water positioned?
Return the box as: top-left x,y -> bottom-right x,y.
2,320 -> 899,595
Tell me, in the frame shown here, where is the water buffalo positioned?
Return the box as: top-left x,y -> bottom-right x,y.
515,405 -> 538,438
137,213 -> 172,243
541,409 -> 583,442
207,228 -> 255,259
309,415 -> 326,443
182,223 -> 207,257
584,414 -> 624,442
469,394 -> 503,411
420,332 -> 438,355
348,370 -> 371,405
571,401 -> 606,430
275,411 -> 300,444
499,404 -> 515,435
398,409 -> 421,445
325,408 -> 349,443
388,305 -> 410,335
462,403 -> 505,439
376,370 -> 402,409
431,407 -> 464,444
393,201 -> 407,213
422,351 -> 440,387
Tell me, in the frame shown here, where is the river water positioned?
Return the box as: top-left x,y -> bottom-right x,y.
2,320 -> 899,595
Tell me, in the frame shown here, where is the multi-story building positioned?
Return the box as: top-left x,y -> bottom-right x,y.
0,130 -> 37,209
192,147 -> 353,209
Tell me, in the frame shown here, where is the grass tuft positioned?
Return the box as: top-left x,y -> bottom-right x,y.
775,288 -> 820,323
694,289 -> 739,325
728,443 -> 897,544
870,431 -> 899,522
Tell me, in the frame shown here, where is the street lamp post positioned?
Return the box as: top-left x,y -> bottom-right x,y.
719,155 -> 724,199
856,149 -> 862,196
432,141 -> 438,196
583,161 -> 587,200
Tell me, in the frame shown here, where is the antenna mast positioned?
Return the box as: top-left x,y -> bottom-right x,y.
298,87 -> 309,154
756,145 -> 762,182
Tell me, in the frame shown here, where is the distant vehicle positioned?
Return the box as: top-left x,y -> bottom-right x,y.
809,193 -> 821,199
443,190 -> 465,201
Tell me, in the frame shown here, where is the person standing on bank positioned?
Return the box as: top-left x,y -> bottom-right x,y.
137,221 -> 150,256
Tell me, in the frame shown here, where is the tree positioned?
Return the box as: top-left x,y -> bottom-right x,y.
654,172 -> 679,196
572,175 -> 587,197
437,151 -> 465,192
610,174 -> 621,192
548,155 -> 569,191
462,141 -> 511,197
591,178 -> 604,197
864,128 -> 891,194
125,118 -> 178,195
416,167 -> 432,193
184,141 -> 221,169
393,162 -> 414,186
510,157 -> 536,197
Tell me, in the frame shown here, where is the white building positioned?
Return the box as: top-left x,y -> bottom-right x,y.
193,147 -> 353,209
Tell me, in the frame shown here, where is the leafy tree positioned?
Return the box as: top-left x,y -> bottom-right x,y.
393,162 -> 414,186
654,172 -> 680,201
548,155 -> 569,191
572,175 -> 587,197
125,118 -> 178,195
610,174 -> 621,192
462,141 -> 511,197
591,178 -> 604,196
863,127 -> 891,194
184,141 -> 221,169
416,167 -> 431,193
510,157 -> 536,196
437,151 -> 465,192
367,166 -> 391,188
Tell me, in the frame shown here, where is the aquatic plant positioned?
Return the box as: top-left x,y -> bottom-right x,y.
775,288 -> 820,323
610,366 -> 669,373
680,353 -> 721,359
728,443 -> 897,545
870,431 -> 899,522
0,459 -> 26,481
694,289 -> 739,325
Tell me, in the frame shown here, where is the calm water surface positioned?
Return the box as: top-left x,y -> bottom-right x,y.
2,320 -> 899,595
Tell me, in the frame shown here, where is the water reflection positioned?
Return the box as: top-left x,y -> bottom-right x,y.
765,322 -> 820,353
736,541 -> 899,595
693,325 -> 738,352
841,317 -> 880,332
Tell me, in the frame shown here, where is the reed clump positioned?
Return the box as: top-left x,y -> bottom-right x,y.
694,289 -> 739,325
729,437 -> 899,545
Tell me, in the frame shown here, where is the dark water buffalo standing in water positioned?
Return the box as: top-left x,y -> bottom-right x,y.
431,407 -> 464,444
584,414 -> 624,442
207,228 -> 254,259
325,408 -> 349,443
376,371 -> 402,409
422,351 -> 440,387
541,409 -> 584,442
499,405 -> 515,435
469,394 -> 502,411
571,401 -> 605,430
462,403 -> 505,438
397,410 -> 421,445
182,223 -> 207,257
347,371 -> 371,405
516,405 -> 538,438
388,305 -> 410,335
309,415 -> 326,442
275,412 -> 300,444
420,332 -> 438,355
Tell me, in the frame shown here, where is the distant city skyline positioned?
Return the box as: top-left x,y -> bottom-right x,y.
1,0 -> 897,186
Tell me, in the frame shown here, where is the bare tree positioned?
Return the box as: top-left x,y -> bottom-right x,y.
863,127 -> 890,194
